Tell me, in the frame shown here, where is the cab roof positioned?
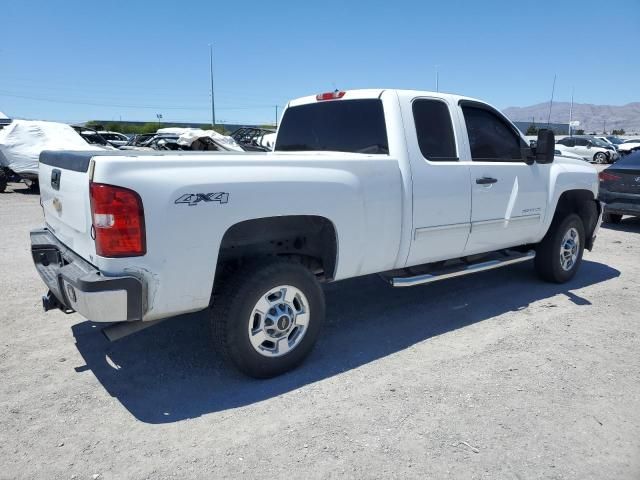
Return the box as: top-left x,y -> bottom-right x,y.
287,88 -> 487,108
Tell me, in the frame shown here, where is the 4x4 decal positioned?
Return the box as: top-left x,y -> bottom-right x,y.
175,192 -> 229,206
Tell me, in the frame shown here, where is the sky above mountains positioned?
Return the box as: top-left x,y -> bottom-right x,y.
1,0 -> 638,125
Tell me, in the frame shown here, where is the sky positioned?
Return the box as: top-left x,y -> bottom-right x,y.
1,0 -> 639,125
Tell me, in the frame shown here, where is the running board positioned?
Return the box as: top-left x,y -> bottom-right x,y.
387,250 -> 536,288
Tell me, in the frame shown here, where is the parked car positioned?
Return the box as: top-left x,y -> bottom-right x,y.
603,136 -> 626,146
71,126 -> 117,148
556,136 -> 614,163
124,133 -> 157,147
98,131 -> 129,147
617,139 -> 640,155
598,150 -> 640,223
595,137 -> 618,150
554,148 -> 587,162
31,88 -> 603,378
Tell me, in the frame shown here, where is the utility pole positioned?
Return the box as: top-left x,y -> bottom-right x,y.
547,74 -> 556,126
435,65 -> 439,92
209,44 -> 216,128
603,119 -> 606,134
275,105 -> 279,128
568,87 -> 574,137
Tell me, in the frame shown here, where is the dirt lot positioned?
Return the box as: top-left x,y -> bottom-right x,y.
1,181 -> 639,479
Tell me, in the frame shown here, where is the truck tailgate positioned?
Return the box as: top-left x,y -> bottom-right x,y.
39,151 -> 97,262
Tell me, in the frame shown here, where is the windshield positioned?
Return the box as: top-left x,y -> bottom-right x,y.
592,138 -> 610,148
275,99 -> 389,154
606,136 -> 624,145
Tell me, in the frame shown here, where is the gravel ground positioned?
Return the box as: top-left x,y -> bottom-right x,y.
1,180 -> 639,479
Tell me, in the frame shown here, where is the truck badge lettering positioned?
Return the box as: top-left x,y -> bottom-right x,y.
175,192 -> 229,206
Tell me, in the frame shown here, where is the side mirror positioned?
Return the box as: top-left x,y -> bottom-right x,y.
587,141 -> 592,149
535,129 -> 555,164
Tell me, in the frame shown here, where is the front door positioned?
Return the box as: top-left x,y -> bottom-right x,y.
459,103 -> 549,254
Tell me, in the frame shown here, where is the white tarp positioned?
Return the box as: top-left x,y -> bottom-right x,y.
0,120 -> 103,175
176,129 -> 244,151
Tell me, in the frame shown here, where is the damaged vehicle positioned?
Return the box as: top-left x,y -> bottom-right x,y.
0,120 -> 109,192
230,127 -> 276,152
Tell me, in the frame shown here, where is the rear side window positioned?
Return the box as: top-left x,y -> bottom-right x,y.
412,99 -> 457,161
462,105 -> 523,161
275,99 -> 389,154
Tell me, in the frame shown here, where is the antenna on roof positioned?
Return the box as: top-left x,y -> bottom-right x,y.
547,74 -> 556,126
569,87 -> 574,137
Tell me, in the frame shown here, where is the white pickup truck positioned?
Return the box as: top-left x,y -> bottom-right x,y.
31,89 -> 603,378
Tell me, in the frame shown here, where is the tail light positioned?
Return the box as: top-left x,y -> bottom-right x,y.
89,182 -> 146,257
316,91 -> 346,101
599,171 -> 621,182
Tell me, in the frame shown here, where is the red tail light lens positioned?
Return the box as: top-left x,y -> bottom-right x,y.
599,171 -> 621,182
316,91 -> 346,101
89,182 -> 146,257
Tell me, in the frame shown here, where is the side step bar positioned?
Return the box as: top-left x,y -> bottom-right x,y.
387,250 -> 536,288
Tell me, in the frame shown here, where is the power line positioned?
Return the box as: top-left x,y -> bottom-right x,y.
0,90 -> 279,111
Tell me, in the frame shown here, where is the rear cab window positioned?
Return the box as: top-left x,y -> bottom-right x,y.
275,99 -> 389,154
412,99 -> 458,161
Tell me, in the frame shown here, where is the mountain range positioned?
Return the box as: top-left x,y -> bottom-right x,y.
503,102 -> 640,134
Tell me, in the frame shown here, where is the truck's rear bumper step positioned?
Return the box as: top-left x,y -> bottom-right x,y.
385,250 -> 536,287
30,228 -> 144,322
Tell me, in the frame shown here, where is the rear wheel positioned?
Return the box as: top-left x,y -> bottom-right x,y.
210,258 -> 325,378
593,152 -> 607,164
535,213 -> 585,283
603,213 -> 622,224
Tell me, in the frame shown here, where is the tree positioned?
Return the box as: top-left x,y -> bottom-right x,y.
575,129 -> 585,135
526,124 -> 538,135
612,129 -> 626,135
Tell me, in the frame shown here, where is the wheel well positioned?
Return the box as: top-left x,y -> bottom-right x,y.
553,189 -> 598,239
215,215 -> 338,284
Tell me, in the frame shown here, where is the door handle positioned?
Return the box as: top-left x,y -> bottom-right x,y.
476,177 -> 498,185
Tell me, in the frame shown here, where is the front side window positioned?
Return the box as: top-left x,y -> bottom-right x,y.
461,104 -> 523,161
275,99 -> 389,154
412,99 -> 457,161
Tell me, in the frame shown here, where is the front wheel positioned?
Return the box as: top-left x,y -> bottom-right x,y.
211,259 -> 325,378
535,213 -> 585,283
593,152 -> 607,164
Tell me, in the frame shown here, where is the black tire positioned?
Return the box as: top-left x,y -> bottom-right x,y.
603,213 -> 622,224
593,152 -> 607,164
535,213 -> 585,283
211,258 -> 325,378
0,169 -> 7,193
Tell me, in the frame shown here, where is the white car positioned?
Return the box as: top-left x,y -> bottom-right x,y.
97,131 -> 129,147
617,139 -> 640,155
554,147 -> 587,162
30,88 -> 603,378
555,136 -> 613,163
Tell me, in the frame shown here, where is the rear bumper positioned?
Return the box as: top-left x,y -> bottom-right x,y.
30,228 -> 143,322
599,190 -> 640,216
